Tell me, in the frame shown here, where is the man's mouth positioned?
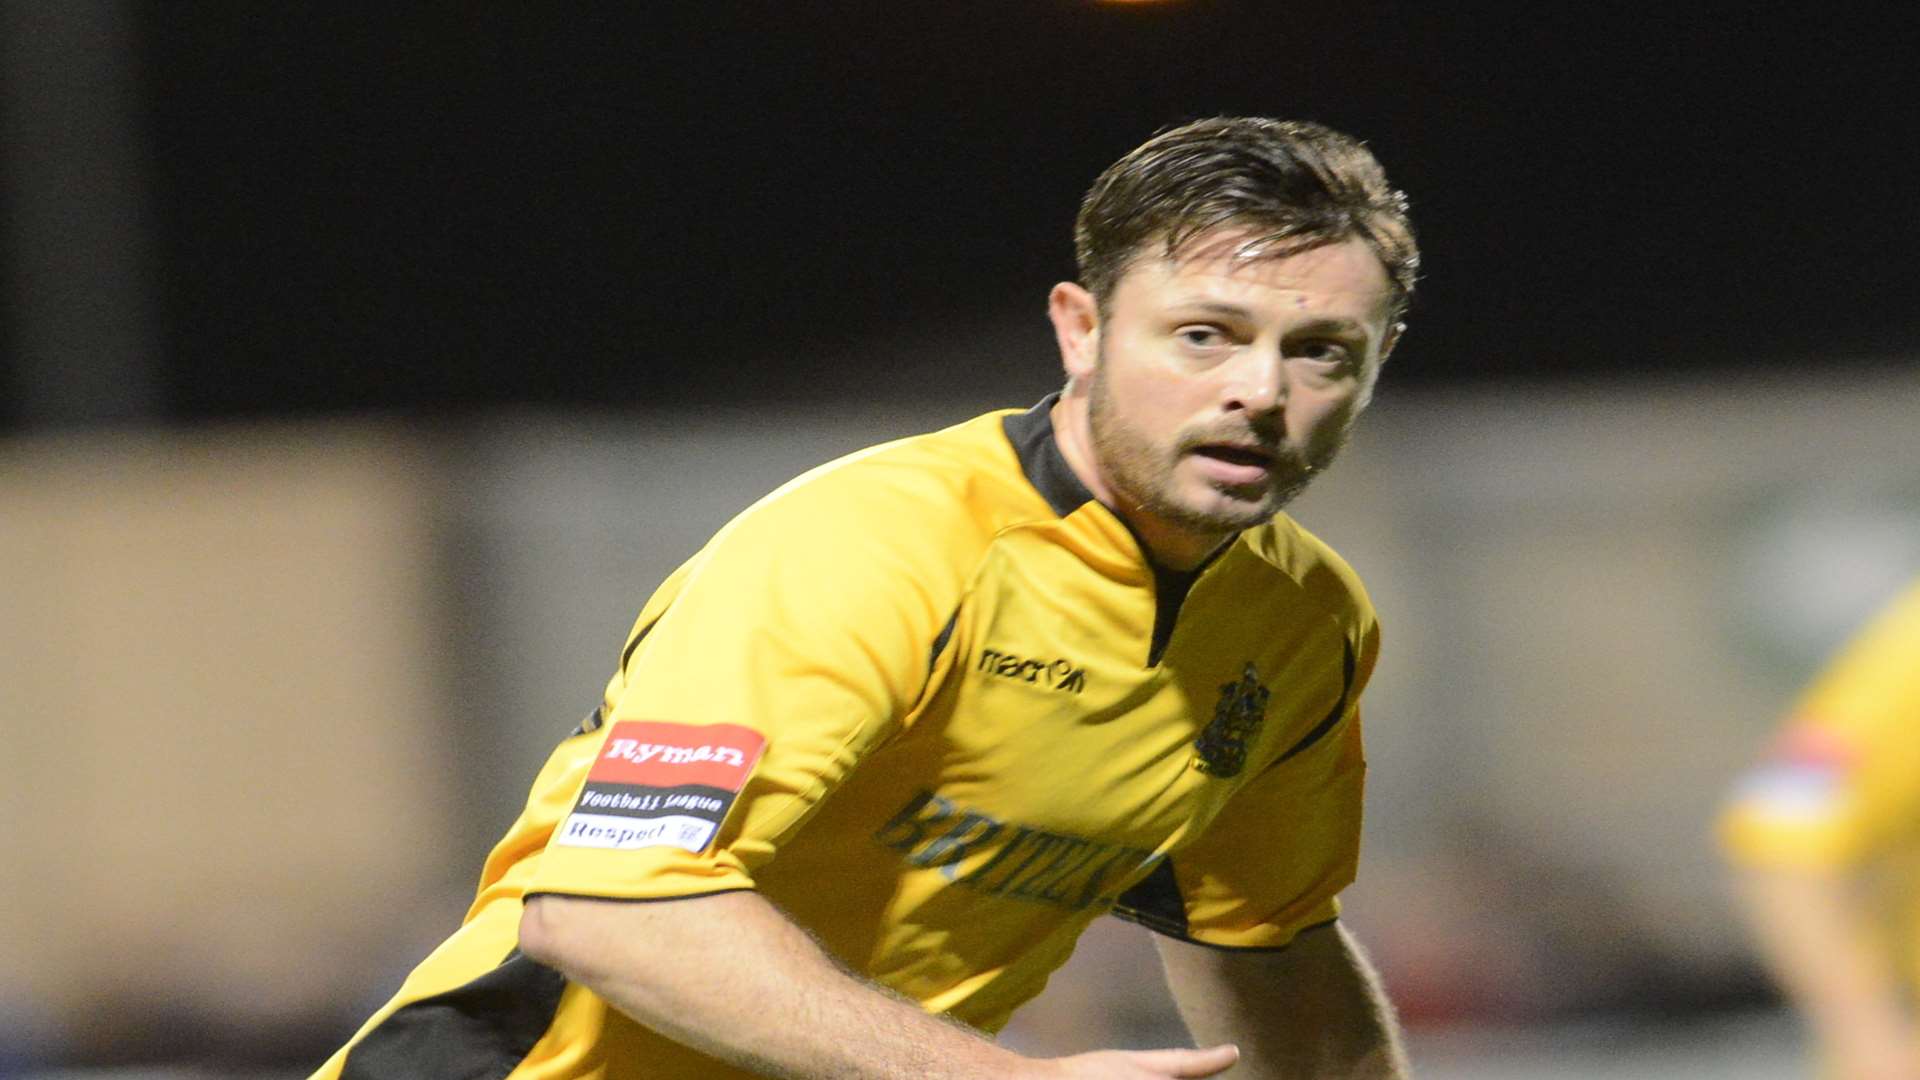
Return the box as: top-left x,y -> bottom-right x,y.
1192,443 -> 1276,469
1188,442 -> 1280,487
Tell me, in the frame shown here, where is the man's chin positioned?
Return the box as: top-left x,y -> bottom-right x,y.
1206,471 -> 1314,514
1175,487 -> 1289,534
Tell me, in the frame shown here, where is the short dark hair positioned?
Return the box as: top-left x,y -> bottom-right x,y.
1075,117 -> 1419,321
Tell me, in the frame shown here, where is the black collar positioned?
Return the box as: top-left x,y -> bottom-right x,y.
1000,393 -> 1095,518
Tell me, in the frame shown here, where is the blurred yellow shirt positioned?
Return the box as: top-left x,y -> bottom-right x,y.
314,398 -> 1380,1080
1720,582 -> 1920,868
1718,579 -> 1920,984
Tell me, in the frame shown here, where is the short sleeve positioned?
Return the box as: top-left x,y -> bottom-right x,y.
1719,583 -> 1920,870
525,468 -> 972,902
1114,701 -> 1368,951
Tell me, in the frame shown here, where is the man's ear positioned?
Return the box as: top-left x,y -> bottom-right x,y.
1048,282 -> 1100,383
1354,321 -> 1403,412
1379,320 -> 1404,364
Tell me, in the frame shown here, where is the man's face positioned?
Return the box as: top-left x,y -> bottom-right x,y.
1080,232 -> 1398,549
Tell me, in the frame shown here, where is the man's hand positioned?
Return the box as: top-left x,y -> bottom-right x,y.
1043,1045 -> 1241,1078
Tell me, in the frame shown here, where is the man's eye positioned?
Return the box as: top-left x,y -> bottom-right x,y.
1296,340 -> 1352,364
1177,327 -> 1227,348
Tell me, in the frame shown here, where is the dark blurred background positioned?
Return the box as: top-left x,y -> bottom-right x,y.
6,3 -> 1915,432
5,4 -> 1919,1079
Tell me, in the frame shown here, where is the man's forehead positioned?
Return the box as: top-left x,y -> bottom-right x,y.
1119,233 -> 1396,317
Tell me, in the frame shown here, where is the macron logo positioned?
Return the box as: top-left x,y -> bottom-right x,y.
977,648 -> 1087,694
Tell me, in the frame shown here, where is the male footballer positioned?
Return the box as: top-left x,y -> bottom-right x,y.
1721,580 -> 1920,1080
315,116 -> 1419,1079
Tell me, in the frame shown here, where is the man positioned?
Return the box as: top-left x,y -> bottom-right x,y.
1720,581 -> 1920,1080
315,116 -> 1420,1079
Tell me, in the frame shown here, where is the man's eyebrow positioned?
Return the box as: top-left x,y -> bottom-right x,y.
1162,301 -> 1382,346
1164,303 -> 1374,334
1288,316 -> 1372,340
1165,300 -> 1256,320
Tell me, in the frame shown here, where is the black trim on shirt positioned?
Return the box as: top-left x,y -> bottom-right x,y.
1001,393 -> 1095,518
1115,914 -> 1343,953
521,887 -> 757,906
1274,639 -> 1359,765
928,607 -> 961,672
618,613 -> 662,672
1111,856 -> 1190,938
339,948 -> 566,1080
1001,395 -> 1228,667
570,704 -> 604,737
1141,541 -> 1230,667
1146,563 -> 1202,667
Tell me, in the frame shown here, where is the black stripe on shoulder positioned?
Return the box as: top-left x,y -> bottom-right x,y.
618,613 -> 663,672
928,607 -> 960,672
1110,856 -> 1189,939
1001,393 -> 1096,518
339,948 -> 566,1080
1275,638 -> 1359,766
589,613 -> 666,737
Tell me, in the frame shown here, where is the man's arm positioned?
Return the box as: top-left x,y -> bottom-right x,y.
1732,867 -> 1920,1080
519,891 -> 1240,1080
1153,921 -> 1409,1080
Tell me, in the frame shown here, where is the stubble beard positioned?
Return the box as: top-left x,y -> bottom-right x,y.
1086,362 -> 1348,539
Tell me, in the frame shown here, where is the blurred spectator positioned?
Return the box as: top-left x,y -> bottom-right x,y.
1720,581 -> 1920,1080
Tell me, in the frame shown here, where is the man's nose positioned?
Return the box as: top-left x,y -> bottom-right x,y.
1222,350 -> 1286,415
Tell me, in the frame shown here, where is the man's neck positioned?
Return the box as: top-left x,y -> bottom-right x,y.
1047,390 -> 1229,572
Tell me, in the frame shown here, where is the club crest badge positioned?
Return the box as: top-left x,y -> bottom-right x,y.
1194,663 -> 1270,778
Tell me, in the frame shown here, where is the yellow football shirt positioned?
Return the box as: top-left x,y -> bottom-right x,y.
316,397 -> 1380,1079
1719,580 -> 1920,978
1721,581 -> 1920,868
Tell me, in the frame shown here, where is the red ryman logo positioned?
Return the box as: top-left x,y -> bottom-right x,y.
586,720 -> 765,792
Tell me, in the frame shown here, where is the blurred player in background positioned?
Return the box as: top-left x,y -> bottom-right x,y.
314,117 -> 1419,1079
1721,580 -> 1920,1080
